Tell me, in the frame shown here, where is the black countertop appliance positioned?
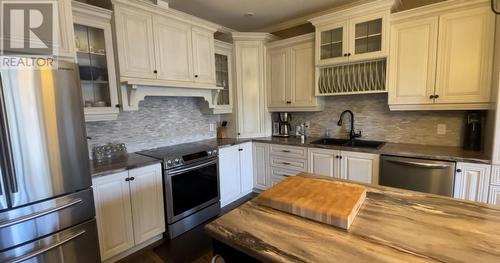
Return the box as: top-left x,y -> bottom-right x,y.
463,112 -> 483,151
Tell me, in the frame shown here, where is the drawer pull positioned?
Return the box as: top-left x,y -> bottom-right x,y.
282,162 -> 291,165
282,150 -> 291,153
282,174 -> 291,177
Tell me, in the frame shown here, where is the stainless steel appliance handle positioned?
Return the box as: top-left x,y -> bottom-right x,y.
0,75 -> 18,193
6,230 -> 86,263
387,159 -> 451,169
0,198 -> 83,229
168,159 -> 218,176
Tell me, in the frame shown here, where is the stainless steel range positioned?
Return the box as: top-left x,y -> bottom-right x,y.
138,142 -> 220,239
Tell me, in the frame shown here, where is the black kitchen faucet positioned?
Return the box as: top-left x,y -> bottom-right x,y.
338,110 -> 362,140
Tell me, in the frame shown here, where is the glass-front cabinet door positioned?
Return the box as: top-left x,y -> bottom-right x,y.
72,2 -> 119,122
348,13 -> 388,62
316,22 -> 348,65
211,40 -> 233,114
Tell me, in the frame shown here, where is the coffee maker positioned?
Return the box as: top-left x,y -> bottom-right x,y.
463,112 -> 483,151
274,112 -> 292,137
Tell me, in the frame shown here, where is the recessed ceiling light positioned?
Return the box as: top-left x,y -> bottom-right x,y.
244,12 -> 255,17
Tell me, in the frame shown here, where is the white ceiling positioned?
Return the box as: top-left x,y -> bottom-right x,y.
168,0 -> 355,31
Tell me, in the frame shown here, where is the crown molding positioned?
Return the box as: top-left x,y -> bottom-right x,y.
266,33 -> 314,49
231,32 -> 279,42
309,0 -> 395,26
391,0 -> 490,21
72,1 -> 112,20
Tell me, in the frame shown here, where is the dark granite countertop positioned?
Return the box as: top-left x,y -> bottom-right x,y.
249,136 -> 491,164
206,173 -> 500,262
90,153 -> 162,177
90,136 -> 490,177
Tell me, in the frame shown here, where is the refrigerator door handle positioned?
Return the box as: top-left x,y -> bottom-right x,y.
0,198 -> 83,229
5,230 -> 86,263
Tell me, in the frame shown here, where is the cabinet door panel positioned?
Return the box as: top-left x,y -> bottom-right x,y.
435,7 -> 494,104
114,6 -> 156,79
239,143 -> 254,194
92,172 -> 134,260
235,41 -> 268,138
340,151 -> 379,184
267,48 -> 288,107
290,42 -> 316,106
388,17 -> 438,105
489,186 -> 500,206
308,148 -> 340,178
192,27 -> 216,84
348,12 -> 388,62
129,164 -> 165,244
219,146 -> 241,206
316,22 -> 349,65
154,17 -> 193,82
253,143 -> 270,190
454,163 -> 491,203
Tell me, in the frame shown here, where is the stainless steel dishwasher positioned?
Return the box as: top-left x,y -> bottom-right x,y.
380,155 -> 456,197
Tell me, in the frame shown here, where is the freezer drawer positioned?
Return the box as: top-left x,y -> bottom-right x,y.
380,156 -> 456,197
0,219 -> 100,263
0,188 -> 95,251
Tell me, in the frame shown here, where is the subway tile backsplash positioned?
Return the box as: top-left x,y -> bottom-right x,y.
86,96 -> 219,155
288,94 -> 470,147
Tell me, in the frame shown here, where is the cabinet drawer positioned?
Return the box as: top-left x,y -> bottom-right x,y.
270,144 -> 307,159
270,167 -> 301,178
270,156 -> 307,172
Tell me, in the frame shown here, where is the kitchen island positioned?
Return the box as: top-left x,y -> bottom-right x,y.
205,173 -> 500,262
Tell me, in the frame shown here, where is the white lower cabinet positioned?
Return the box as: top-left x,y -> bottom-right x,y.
340,151 -> 380,185
488,166 -> 500,206
308,148 -> 341,178
92,164 -> 164,261
219,143 -> 254,206
308,148 -> 379,184
253,143 -> 270,190
453,162 -> 491,203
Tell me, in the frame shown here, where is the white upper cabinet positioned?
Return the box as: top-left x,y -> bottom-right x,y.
267,48 -> 288,107
57,0 -> 76,59
233,33 -> 274,138
434,7 -> 494,104
112,0 -> 217,88
388,17 -> 438,106
388,1 -> 495,111
153,16 -> 193,82
309,0 -> 393,66
192,28 -> 216,84
266,34 -> 323,112
114,5 -> 157,79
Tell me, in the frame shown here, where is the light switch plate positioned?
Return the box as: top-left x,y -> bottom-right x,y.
437,124 -> 447,135
209,123 -> 215,132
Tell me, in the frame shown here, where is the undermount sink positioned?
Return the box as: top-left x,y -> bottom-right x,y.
310,138 -> 385,149
310,138 -> 351,146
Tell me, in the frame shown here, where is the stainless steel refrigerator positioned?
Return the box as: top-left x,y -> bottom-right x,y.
0,60 -> 100,262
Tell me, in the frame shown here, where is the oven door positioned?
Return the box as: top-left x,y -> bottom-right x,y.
165,158 -> 219,224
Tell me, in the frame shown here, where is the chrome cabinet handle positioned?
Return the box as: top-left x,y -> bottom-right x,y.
0,198 -> 83,229
387,159 -> 450,169
6,230 -> 86,263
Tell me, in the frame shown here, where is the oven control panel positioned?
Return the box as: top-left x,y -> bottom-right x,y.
165,149 -> 218,169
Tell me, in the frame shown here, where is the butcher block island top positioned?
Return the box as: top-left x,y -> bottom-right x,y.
205,173 -> 500,263
255,176 -> 366,230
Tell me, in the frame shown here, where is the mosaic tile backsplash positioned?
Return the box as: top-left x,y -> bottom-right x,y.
287,94 -> 471,147
85,97 -> 219,155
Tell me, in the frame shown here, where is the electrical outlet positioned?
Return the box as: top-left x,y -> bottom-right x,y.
437,124 -> 447,135
209,123 -> 215,132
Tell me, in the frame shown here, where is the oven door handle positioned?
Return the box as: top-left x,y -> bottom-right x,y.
167,159 -> 218,176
